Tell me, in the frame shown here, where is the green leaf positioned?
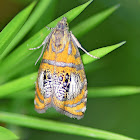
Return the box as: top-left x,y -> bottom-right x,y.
0,72 -> 37,98
0,0 -> 93,78
72,4 -> 120,38
0,112 -> 136,140
0,126 -> 19,140
0,42 -> 125,98
5,89 -> 34,99
26,0 -> 57,38
82,41 -> 126,65
88,86 -> 140,97
0,1 -> 37,55
0,0 -> 53,60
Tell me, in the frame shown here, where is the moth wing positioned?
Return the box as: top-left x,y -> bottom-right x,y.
34,40 -> 55,113
52,39 -> 87,119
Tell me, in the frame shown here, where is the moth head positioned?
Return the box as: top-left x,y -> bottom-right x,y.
57,17 -> 69,30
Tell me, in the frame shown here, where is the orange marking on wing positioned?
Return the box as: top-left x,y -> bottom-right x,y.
42,39 -> 56,61
44,97 -> 51,106
75,57 -> 81,65
39,63 -> 54,74
55,66 -> 76,75
36,82 -> 44,101
53,96 -> 84,116
65,103 -> 85,116
56,42 -> 76,63
35,95 -> 44,109
71,41 -> 81,65
54,41 -> 82,65
54,41 -> 83,77
35,105 -> 44,110
53,96 -> 64,109
77,69 -> 86,82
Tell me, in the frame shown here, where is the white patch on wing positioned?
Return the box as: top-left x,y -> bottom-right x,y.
68,73 -> 82,100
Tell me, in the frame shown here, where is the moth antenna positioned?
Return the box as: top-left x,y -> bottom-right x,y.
70,32 -> 100,59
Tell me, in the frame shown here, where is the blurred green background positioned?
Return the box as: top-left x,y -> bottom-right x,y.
0,0 -> 140,140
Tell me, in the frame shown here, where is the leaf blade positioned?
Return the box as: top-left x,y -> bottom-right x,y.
0,0 -> 53,60
0,72 -> 37,98
82,41 -> 126,65
88,86 -> 140,97
0,1 -> 37,55
0,112 -> 136,140
0,126 -> 19,140
72,4 -> 120,37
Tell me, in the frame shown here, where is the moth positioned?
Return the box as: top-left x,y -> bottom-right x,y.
30,17 -> 98,119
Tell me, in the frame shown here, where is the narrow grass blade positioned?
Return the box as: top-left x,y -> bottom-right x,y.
5,89 -> 34,99
0,1 -> 37,55
88,86 -> 140,97
0,126 -> 19,140
82,41 -> 126,65
26,0 -> 57,38
0,0 -> 53,60
72,4 -> 120,37
0,0 -> 93,77
0,112 -> 136,140
48,0 -> 93,26
0,72 -> 37,98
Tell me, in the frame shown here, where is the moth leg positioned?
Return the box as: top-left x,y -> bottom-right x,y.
35,43 -> 46,65
46,26 -> 55,30
30,31 -> 54,65
29,32 -> 52,51
70,31 -> 100,59
29,44 -> 43,50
